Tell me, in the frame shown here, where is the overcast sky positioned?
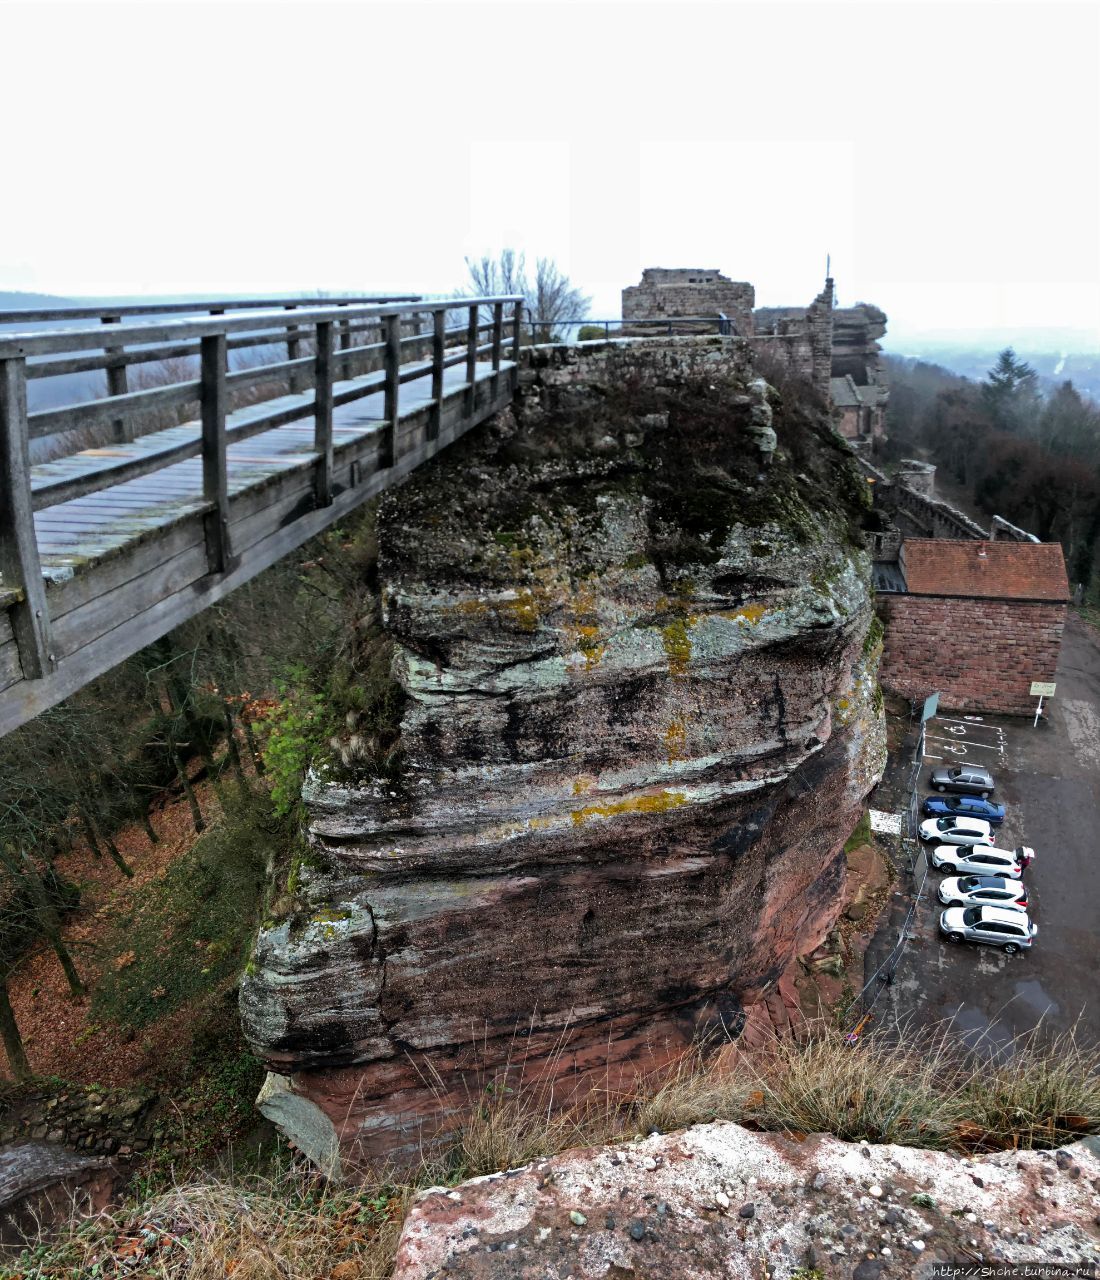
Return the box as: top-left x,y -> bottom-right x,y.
2,0 -> 1098,342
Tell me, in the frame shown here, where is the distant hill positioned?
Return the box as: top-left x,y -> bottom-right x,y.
0,289 -> 76,311
883,331 -> 1100,404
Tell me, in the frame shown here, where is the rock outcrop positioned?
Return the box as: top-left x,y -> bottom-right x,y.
392,1122 -> 1100,1279
241,337 -> 886,1174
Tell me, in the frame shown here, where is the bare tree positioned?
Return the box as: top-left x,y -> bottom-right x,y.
464,250 -> 591,341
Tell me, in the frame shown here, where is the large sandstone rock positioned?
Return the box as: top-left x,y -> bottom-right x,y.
393,1123 -> 1100,1279
241,338 -> 886,1173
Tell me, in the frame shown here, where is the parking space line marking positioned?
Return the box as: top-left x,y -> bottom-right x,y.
925,734 -> 1005,754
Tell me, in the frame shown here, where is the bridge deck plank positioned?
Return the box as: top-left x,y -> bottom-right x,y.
29,361 -> 500,575
0,359 -> 515,731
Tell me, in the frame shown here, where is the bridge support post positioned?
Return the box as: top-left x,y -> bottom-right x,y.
465,305 -> 478,416
381,315 -> 400,469
200,334 -> 231,574
285,304 -> 302,394
101,316 -> 133,444
429,308 -> 445,442
0,356 -> 54,678
491,302 -> 503,399
512,300 -> 523,362
314,320 -> 334,506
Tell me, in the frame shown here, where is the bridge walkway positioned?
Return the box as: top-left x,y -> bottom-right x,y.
0,296 -> 522,735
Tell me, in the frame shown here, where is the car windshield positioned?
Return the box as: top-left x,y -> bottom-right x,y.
962,907 -> 982,925
958,876 -> 981,890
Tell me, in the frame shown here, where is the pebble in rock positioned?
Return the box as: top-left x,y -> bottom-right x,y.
812,1172 -> 828,1191
869,1184 -> 884,1198
739,1203 -> 756,1220
628,1221 -> 646,1242
909,1240 -> 926,1254
569,1211 -> 587,1227
885,1208 -> 902,1226
715,1191 -> 731,1210
852,1260 -> 882,1280
642,1157 -> 658,1171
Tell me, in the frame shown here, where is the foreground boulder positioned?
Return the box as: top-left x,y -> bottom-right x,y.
394,1122 -> 1100,1279
242,338 -> 886,1172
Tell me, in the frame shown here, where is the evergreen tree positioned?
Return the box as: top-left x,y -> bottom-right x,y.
981,347 -> 1039,434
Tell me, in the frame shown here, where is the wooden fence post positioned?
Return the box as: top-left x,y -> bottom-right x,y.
285,304 -> 301,394
314,320 -> 334,506
430,309 -> 445,442
338,303 -> 353,382
200,333 -> 231,573
491,302 -> 504,398
512,299 -> 523,363
380,314 -> 401,469
465,304 -> 478,416
0,356 -> 54,677
101,315 -> 132,444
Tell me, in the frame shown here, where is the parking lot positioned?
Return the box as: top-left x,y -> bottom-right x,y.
863,613 -> 1100,1049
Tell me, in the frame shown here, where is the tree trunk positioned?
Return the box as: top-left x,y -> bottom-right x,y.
101,829 -> 134,879
168,734 -> 204,833
2,851 -> 86,999
221,701 -> 251,799
78,809 -> 102,860
0,976 -> 29,1082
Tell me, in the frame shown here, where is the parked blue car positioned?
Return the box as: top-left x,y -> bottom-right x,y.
922,795 -> 1005,826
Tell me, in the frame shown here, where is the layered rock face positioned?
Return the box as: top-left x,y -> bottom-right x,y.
393,1122 -> 1100,1279
241,337 -> 886,1174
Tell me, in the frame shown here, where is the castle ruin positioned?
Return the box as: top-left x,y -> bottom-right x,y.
620,268 -> 889,443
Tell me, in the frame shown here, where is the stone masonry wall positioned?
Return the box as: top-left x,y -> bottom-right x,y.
622,269 -> 755,335
878,595 -> 1065,715
750,280 -> 834,401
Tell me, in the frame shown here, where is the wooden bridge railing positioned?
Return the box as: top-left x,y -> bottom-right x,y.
0,295 -> 523,722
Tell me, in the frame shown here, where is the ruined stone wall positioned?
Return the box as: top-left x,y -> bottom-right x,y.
878,595 -> 1065,715
622,269 -> 755,335
751,280 -> 834,401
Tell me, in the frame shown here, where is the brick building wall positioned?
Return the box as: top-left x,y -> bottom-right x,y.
878,595 -> 1066,716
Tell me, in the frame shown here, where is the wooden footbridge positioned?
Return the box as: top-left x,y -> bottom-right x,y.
0,294 -> 523,735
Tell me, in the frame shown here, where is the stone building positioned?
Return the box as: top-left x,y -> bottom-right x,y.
876,538 -> 1069,716
830,374 -> 888,441
620,269 -> 889,433
621,269 -> 755,337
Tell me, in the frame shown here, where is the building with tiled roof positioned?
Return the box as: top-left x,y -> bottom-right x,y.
878,537 -> 1069,716
899,539 -> 1070,602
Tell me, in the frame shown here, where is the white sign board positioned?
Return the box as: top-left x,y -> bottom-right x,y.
1030,682 -> 1056,698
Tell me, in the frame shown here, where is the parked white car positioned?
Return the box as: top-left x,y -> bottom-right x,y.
918,815 -> 995,847
930,844 -> 1029,878
937,875 -> 1030,910
939,904 -> 1037,953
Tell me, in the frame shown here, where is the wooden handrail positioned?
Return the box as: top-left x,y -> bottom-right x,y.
0,297 -> 524,358
0,295 -> 421,324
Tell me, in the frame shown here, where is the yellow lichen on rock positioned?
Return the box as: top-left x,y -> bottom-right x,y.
570,790 -> 687,827
661,617 -> 698,677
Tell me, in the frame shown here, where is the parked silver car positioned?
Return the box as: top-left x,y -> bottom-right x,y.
939,904 -> 1037,953
918,815 -> 995,847
937,875 -> 1029,910
929,765 -> 995,798
930,845 -> 1027,878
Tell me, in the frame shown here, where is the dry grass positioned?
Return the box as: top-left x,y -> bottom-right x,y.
11,1020 -> 1100,1278
9,1155 -> 430,1280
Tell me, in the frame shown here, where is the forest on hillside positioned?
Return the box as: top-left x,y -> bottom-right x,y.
881,349 -> 1100,595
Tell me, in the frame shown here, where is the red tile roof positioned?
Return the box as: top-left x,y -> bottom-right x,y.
901,539 -> 1069,602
